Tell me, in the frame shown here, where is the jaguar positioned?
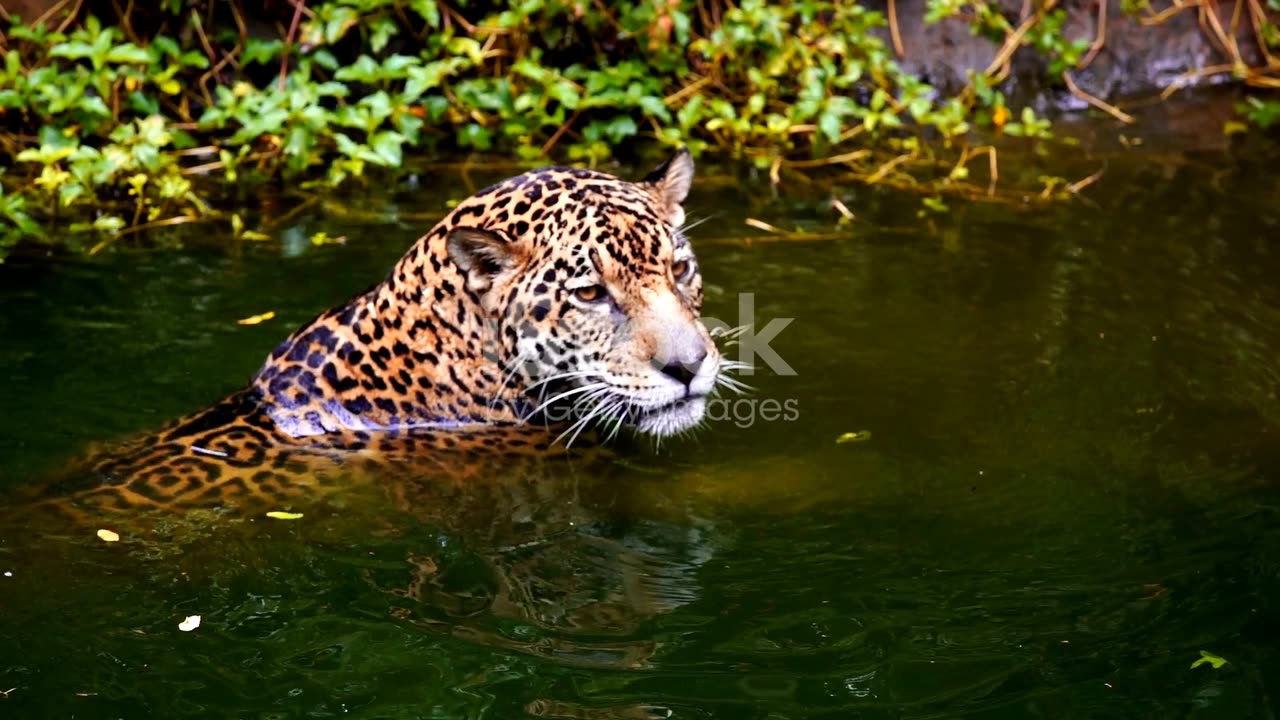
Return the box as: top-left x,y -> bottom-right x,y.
15,149 -> 742,520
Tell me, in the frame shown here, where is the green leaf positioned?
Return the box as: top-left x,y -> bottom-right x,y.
601,116 -> 638,143
335,55 -> 381,83
392,112 -> 424,143
422,95 -> 449,122
333,132 -> 378,163
446,37 -> 485,66
151,35 -> 180,60
818,110 -> 841,145
637,95 -> 670,121
369,17 -> 399,53
298,82 -> 340,100
457,123 -> 493,151
49,41 -> 96,61
228,108 -> 289,144
242,38 -> 283,65
179,50 -> 209,69
79,95 -> 112,119
410,0 -> 442,28
382,55 -> 420,77
368,130 -> 405,166
59,181 -> 87,206
90,26 -> 115,69
322,7 -> 361,45
104,43 -> 151,64
360,91 -> 395,124
311,50 -> 340,71
677,96 -> 703,132
405,58 -> 468,99
92,215 -> 125,233
39,124 -> 80,151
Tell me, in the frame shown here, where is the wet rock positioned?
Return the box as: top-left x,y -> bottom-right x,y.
865,0 -> 1269,109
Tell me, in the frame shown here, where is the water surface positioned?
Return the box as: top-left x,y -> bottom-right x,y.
1,138 -> 1279,719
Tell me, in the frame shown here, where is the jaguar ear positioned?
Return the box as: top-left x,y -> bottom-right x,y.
447,227 -> 521,294
640,148 -> 694,227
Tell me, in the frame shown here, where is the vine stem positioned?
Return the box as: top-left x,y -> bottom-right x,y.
280,0 -> 308,92
1077,0 -> 1108,70
1063,71 -> 1135,123
888,0 -> 905,59
541,110 -> 581,156
984,0 -> 1059,79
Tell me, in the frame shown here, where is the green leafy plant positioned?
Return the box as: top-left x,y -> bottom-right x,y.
0,0 -> 1275,258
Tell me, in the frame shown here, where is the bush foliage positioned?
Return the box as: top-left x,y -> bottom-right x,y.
0,0 -> 1276,257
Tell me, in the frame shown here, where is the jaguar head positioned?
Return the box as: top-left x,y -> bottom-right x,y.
447,150 -> 736,441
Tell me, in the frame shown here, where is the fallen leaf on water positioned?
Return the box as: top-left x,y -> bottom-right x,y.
836,431 -> 871,444
96,529 -> 120,542
265,511 -> 304,520
1138,583 -> 1167,601
1191,650 -> 1228,670
745,217 -> 786,234
178,615 -> 201,632
1222,120 -> 1249,136
831,197 -> 855,224
310,231 -> 348,246
237,311 -> 276,326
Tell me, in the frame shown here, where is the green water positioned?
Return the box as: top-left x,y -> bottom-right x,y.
2,141 -> 1280,719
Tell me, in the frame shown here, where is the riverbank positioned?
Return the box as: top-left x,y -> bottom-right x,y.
1,1 -> 1276,259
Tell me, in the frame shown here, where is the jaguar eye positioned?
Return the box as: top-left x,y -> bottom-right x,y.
573,284 -> 607,303
672,259 -> 692,281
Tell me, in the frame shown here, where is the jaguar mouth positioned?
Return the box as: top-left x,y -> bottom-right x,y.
524,378 -> 714,444
630,394 -> 708,437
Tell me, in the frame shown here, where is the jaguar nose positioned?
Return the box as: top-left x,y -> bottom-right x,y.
656,347 -> 708,387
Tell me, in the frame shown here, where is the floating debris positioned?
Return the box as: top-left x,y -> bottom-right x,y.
1191,650 -> 1228,670
310,231 -> 348,246
96,529 -> 120,543
836,431 -> 872,444
745,217 -> 787,234
178,615 -> 201,632
831,197 -> 855,223
265,511 -> 304,520
236,311 -> 276,326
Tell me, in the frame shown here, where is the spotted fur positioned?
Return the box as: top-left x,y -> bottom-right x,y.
16,150 -> 733,519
